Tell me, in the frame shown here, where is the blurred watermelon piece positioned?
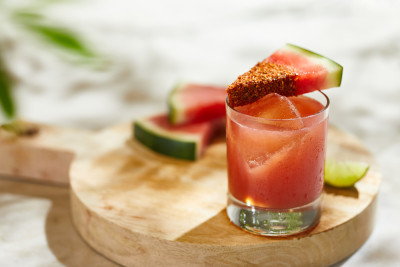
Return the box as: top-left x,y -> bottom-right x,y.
134,114 -> 220,161
168,83 -> 227,125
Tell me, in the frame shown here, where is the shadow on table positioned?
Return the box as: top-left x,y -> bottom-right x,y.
324,184 -> 359,199
0,176 -> 118,267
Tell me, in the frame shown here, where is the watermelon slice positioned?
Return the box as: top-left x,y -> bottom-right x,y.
227,44 -> 343,107
168,82 -> 227,125
134,114 -> 219,161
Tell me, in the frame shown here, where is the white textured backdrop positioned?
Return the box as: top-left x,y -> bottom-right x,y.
1,0 -> 399,266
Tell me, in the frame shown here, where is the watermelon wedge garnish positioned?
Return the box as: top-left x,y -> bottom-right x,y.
134,114 -> 219,161
168,82 -> 227,125
227,44 -> 343,107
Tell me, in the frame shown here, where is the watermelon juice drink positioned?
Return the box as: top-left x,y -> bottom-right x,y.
226,91 -> 329,236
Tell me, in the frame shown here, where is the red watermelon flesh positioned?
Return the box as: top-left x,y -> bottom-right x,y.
168,83 -> 227,125
149,114 -> 216,135
134,113 -> 222,160
227,44 -> 343,107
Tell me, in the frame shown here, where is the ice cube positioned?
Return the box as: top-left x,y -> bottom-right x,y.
247,154 -> 271,168
288,95 -> 325,117
236,93 -> 304,129
247,134 -> 304,174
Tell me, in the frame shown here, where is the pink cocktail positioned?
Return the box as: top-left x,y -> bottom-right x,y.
226,91 -> 329,236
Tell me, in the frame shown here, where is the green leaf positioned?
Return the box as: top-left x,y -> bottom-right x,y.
13,9 -> 100,64
25,23 -> 96,59
13,11 -> 44,22
0,56 -> 15,119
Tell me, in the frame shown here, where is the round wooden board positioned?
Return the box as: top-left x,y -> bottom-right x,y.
70,124 -> 381,267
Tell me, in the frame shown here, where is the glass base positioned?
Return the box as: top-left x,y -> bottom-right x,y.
227,194 -> 321,236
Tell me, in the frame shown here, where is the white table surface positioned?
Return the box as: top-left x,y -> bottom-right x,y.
1,0 -> 399,266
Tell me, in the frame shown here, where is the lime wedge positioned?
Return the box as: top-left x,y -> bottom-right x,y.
324,159 -> 369,187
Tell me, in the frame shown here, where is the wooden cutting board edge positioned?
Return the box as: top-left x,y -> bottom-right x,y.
69,124 -> 381,267
70,184 -> 379,267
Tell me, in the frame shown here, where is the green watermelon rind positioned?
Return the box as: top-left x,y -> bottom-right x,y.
284,43 -> 343,88
133,118 -> 202,161
168,82 -> 186,125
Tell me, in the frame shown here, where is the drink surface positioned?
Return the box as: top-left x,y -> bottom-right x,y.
227,93 -> 328,209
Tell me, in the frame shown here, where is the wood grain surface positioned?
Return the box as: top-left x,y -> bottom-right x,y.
0,123 -> 93,185
66,124 -> 381,267
0,123 -> 381,266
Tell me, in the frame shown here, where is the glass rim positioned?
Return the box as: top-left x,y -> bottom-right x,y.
226,90 -> 330,123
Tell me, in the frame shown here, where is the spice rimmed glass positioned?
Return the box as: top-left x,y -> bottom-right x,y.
226,91 -> 329,236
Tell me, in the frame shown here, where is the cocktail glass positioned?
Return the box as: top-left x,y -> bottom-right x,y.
226,91 -> 329,236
